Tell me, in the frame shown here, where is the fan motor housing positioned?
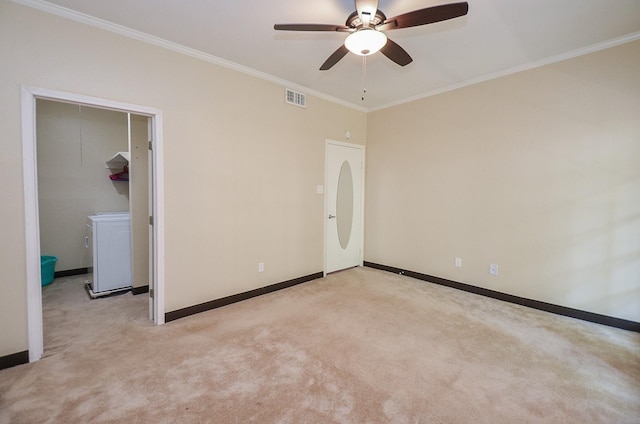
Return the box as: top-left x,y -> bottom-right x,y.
346,10 -> 387,29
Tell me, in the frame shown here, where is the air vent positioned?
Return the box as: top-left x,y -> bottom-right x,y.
285,88 -> 306,108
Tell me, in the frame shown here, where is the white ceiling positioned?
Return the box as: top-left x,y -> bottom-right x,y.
21,0 -> 640,110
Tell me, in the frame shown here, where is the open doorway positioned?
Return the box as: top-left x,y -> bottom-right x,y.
37,100 -> 148,306
22,86 -> 165,362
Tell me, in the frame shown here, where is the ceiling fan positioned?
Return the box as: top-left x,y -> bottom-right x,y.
274,0 -> 469,70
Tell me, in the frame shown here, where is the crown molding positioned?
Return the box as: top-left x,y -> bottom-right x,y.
369,31 -> 640,112
11,0 -> 368,113
12,0 -> 639,114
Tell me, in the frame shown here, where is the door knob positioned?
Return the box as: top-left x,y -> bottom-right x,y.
328,214 -> 336,219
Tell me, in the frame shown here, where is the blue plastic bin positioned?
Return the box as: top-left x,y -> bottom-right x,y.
41,256 -> 57,287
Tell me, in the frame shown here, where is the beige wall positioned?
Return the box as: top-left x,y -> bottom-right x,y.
366,40 -> 640,322
0,3 -> 366,357
36,100 -> 130,272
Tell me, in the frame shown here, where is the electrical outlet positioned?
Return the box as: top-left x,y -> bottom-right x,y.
455,257 -> 462,268
489,264 -> 498,275
258,262 -> 264,273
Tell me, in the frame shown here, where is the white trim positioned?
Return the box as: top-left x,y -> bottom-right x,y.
11,0 -> 366,113
21,87 -> 43,362
369,31 -> 640,112
323,140 -> 365,276
21,86 -> 166,362
149,113 -> 166,325
13,0 -> 638,114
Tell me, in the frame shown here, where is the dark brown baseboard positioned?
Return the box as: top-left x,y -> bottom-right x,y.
165,272 -> 324,323
54,267 -> 89,278
364,262 -> 640,333
131,285 -> 149,295
0,350 -> 29,370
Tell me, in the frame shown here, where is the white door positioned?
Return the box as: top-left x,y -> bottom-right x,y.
325,141 -> 364,274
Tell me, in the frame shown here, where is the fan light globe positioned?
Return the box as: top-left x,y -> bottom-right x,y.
345,28 -> 387,56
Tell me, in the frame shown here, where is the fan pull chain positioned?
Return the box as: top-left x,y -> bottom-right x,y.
361,56 -> 367,101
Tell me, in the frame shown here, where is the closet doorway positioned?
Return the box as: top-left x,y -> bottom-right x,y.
22,87 -> 165,362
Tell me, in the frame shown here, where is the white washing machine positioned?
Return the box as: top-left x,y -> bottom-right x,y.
87,212 -> 132,293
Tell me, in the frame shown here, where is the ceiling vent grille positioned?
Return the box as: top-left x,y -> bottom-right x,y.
285,88 -> 306,108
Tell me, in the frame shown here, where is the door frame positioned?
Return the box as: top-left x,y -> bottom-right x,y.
21,86 -> 166,362
323,140 -> 365,276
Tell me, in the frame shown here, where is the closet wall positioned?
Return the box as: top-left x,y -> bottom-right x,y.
36,100 -> 129,272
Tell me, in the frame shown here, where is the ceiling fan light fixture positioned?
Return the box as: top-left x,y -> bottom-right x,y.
345,28 -> 387,56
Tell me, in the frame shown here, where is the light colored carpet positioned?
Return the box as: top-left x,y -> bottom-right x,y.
1,267 -> 639,423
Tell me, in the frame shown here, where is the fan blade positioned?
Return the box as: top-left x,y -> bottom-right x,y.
274,23 -> 351,32
320,45 -> 349,70
379,2 -> 468,31
355,0 -> 379,27
380,39 -> 413,66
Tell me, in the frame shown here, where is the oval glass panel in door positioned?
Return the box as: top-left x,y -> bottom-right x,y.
336,160 -> 354,249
